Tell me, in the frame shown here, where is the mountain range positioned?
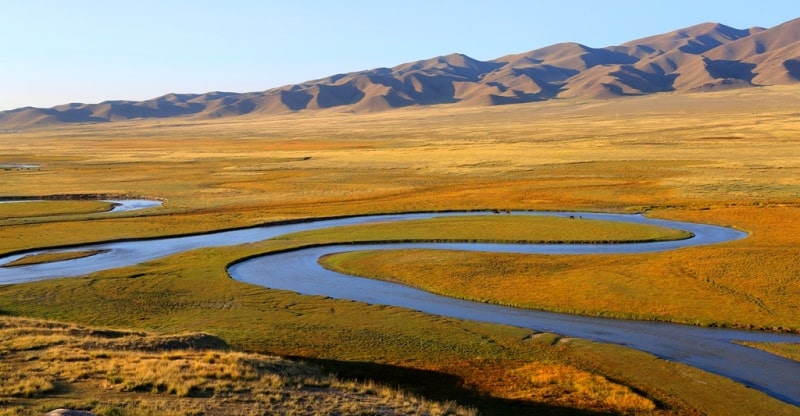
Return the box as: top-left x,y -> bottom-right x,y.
3,17 -> 800,128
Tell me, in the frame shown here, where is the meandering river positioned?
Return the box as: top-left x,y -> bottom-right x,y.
1,209 -> 799,405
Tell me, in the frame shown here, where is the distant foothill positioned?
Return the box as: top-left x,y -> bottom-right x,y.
2,18 -> 799,128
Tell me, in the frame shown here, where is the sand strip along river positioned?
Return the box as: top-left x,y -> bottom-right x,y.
0,199 -> 162,213
1,210 -> 799,406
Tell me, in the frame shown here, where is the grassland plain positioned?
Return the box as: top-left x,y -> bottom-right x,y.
0,86 -> 799,414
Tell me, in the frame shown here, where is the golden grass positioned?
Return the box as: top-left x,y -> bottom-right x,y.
281,215 -> 692,244
507,362 -> 656,411
0,200 -> 113,220
2,88 -> 799,226
1,242 -> 796,414
1,87 -> 799,414
320,206 -> 800,330
0,315 -> 477,416
736,341 -> 800,362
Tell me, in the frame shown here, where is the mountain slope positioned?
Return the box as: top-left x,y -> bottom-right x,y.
3,18 -> 800,128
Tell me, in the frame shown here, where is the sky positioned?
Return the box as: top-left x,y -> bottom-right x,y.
1,1 -> 798,111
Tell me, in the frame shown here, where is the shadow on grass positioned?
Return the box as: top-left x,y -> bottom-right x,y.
301,357 -> 619,416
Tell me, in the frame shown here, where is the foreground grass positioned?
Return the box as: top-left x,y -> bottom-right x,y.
0,315 -> 476,416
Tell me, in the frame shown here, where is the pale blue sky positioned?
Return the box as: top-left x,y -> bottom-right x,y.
1,1 -> 797,110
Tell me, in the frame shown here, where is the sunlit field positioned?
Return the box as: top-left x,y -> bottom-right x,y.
0,315 -> 477,416
1,86 -> 799,414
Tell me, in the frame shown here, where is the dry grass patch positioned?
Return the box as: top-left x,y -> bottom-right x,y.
0,315 -> 477,416
506,362 -> 656,412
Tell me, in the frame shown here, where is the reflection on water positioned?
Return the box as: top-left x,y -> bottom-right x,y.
0,163 -> 40,170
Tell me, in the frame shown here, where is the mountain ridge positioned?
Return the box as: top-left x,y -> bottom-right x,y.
3,17 -> 800,128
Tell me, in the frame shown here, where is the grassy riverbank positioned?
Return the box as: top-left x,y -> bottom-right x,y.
1,88 -> 799,413
0,200 -> 113,221
1,250 -> 110,268
1,244 -> 794,415
736,341 -> 800,362
318,207 -> 800,331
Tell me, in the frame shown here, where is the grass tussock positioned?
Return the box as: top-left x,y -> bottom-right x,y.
508,363 -> 656,412
0,315 -> 477,415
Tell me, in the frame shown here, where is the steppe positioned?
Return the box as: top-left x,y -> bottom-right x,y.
1,86 -> 799,415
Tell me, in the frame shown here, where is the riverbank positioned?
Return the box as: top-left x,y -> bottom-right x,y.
5,207 -> 793,404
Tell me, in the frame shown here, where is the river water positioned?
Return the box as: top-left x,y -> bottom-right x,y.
0,199 -> 162,213
1,209 -> 799,405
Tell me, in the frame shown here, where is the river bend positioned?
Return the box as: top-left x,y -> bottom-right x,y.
2,210 -> 799,405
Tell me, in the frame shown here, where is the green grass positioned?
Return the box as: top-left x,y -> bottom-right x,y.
279,215 -> 692,244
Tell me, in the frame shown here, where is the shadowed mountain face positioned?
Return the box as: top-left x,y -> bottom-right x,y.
3,18 -> 800,128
